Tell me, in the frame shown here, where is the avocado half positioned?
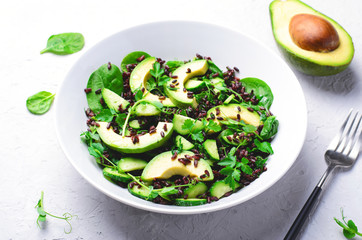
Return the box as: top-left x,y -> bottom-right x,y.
270,0 -> 354,76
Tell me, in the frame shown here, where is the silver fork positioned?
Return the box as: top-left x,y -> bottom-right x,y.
285,109 -> 362,240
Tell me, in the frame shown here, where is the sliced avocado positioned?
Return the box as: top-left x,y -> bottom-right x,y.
129,57 -> 175,107
173,114 -> 204,135
174,198 -> 207,206
164,60 -> 208,109
270,0 -> 354,76
118,157 -> 148,172
101,88 -> 130,112
184,78 -> 206,91
96,122 -> 173,154
134,102 -> 161,116
203,139 -> 219,160
129,120 -> 141,129
175,135 -> 195,151
207,104 -> 261,127
141,151 -> 214,181
209,180 -> 240,199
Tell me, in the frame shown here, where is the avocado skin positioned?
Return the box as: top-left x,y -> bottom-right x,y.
276,41 -> 350,76
269,0 -> 354,76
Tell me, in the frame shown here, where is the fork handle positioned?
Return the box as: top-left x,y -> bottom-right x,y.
284,186 -> 322,240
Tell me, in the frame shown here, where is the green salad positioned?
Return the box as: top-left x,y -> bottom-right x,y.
81,51 -> 279,206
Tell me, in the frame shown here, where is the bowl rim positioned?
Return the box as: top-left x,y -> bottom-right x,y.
54,20 -> 307,215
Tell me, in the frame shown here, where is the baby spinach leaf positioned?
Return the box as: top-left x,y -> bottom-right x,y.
207,60 -> 223,77
26,91 -> 55,115
166,60 -> 184,72
121,51 -> 151,72
240,77 -> 274,109
260,116 -> 279,140
95,109 -> 114,122
40,33 -> 84,55
86,63 -> 123,113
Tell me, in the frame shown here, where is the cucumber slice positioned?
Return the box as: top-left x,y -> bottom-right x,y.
103,167 -> 132,183
174,198 -> 207,206
224,94 -> 235,104
175,135 -> 194,150
185,78 -> 205,91
203,139 -> 219,160
101,88 -> 130,112
128,181 -> 154,200
173,114 -> 203,135
118,157 -> 148,172
134,103 -> 161,116
210,78 -> 224,94
183,182 -> 208,198
129,120 -> 141,129
209,180 -> 240,199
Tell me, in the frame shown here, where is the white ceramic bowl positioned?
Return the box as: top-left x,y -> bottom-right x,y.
55,21 -> 307,214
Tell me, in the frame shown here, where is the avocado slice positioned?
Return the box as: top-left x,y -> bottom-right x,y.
270,0 -> 354,76
164,60 -> 208,109
96,122 -> 173,154
141,151 -> 214,181
207,104 -> 261,127
101,88 -> 130,112
129,57 -> 175,107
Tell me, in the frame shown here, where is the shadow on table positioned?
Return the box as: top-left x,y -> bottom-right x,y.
91,140 -> 313,240
296,67 -> 357,95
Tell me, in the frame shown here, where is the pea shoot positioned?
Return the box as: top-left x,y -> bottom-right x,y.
35,191 -> 77,234
334,208 -> 362,239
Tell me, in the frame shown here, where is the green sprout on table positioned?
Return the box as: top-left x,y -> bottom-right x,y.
334,208 -> 362,239
35,191 -> 77,234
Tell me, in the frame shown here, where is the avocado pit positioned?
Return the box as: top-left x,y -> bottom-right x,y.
289,13 -> 340,53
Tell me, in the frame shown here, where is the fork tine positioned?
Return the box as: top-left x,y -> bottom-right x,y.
332,109 -> 353,151
349,131 -> 362,160
338,111 -> 360,153
345,113 -> 362,156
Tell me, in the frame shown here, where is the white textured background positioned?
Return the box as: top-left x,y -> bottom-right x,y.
1,0 -> 362,239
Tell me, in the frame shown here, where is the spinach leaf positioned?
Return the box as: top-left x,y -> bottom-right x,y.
166,60 -> 184,72
86,63 -> 123,113
121,51 -> 151,72
240,77 -> 274,109
40,33 -> 84,55
260,116 -> 279,140
207,60 -> 223,77
26,91 -> 55,115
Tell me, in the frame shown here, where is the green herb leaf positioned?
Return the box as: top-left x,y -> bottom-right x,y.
232,169 -> 241,181
254,139 -> 274,154
26,91 -> 55,115
166,60 -> 184,72
191,131 -> 204,142
95,109 -> 114,122
120,51 -> 150,72
219,166 -> 234,175
40,33 -> 84,55
224,174 -> 237,190
206,120 -> 222,132
255,156 -> 268,169
182,119 -> 195,131
134,89 -> 144,101
158,75 -> 171,87
150,62 -> 164,80
115,113 -> 127,128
